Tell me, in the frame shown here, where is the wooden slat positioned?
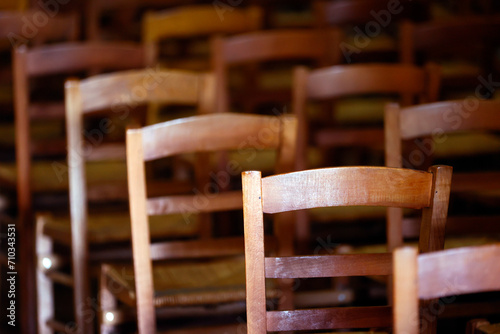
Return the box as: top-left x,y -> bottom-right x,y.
46,319 -> 70,332
400,100 -> 500,139
265,253 -> 392,278
403,215 -> 500,238
148,190 -> 242,215
45,271 -> 74,287
140,113 -> 283,161
306,64 -> 425,100
25,42 -> 146,77
418,244 -> 500,300
451,172 -> 500,192
261,167 -> 433,214
314,128 -> 384,147
79,69 -> 202,113
266,306 -> 392,331
29,102 -> 65,119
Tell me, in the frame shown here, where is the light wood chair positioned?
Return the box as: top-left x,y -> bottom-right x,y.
243,165 -> 452,333
292,63 -> 440,248
393,243 -> 500,334
211,28 -> 342,115
399,15 -> 500,98
385,100 -> 500,250
99,113 -> 297,333
36,69 -> 214,334
142,4 -> 263,70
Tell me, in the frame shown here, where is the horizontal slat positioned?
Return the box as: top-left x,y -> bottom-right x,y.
314,128 -> 384,147
403,215 -> 500,238
87,143 -> 126,161
418,244 -> 500,300
267,306 -> 392,331
29,102 -> 65,120
148,190 -> 242,215
46,271 -> 74,287
46,319 -> 69,332
262,167 -> 433,213
150,236 -> 276,261
265,253 -> 392,278
451,172 -> 500,192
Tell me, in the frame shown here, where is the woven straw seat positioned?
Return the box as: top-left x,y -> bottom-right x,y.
41,213 -> 200,245
105,256 -> 280,308
0,160 -> 128,192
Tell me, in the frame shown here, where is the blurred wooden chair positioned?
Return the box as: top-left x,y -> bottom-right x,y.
393,243 -> 500,334
385,99 -> 500,253
399,15 -> 500,98
467,319 -> 500,334
85,0 -> 198,41
99,113 -> 297,333
142,4 -> 263,70
36,69 -> 213,334
211,28 -> 341,115
0,12 -> 79,334
292,63 -> 440,249
242,165 -> 452,333
312,0 -> 429,64
0,0 -> 28,11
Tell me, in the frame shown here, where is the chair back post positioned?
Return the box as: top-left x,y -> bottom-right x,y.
419,165 -> 453,253
292,66 -> 310,172
65,78 -> 92,334
393,246 -> 419,334
127,128 -> 156,334
384,103 -> 404,251
211,35 -> 229,113
242,170 -> 267,334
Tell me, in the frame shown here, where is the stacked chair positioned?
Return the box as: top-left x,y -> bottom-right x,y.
0,1 -> 498,334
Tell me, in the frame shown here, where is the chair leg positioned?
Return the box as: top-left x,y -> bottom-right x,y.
35,216 -> 54,334
99,265 -> 119,334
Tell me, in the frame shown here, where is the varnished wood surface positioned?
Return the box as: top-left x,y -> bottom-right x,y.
261,167 -> 433,214
139,113 -> 292,160
393,244 -> 500,334
265,253 -> 392,278
267,306 -> 392,331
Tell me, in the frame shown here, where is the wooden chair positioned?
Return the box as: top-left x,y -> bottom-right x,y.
467,319 -> 500,334
99,113 -> 297,333
385,99 -> 500,257
399,15 -> 500,97
85,0 -> 198,41
142,4 -> 263,70
0,0 -> 28,11
393,243 -> 500,334
211,28 -> 342,115
0,12 -> 79,334
36,69 -> 213,334
243,165 -> 452,333
292,63 -> 440,248
312,0 -> 428,63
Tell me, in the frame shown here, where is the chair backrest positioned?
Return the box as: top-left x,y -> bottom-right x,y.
13,42 -> 150,223
393,243 -> 500,334
0,0 -> 28,11
313,0 -> 417,26
126,113 -> 297,333
85,0 -> 194,40
142,4 -> 263,65
211,28 -> 342,113
400,15 -> 500,64
384,100 -> 500,247
0,11 -> 79,47
243,165 -> 452,333
293,63 -> 441,170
